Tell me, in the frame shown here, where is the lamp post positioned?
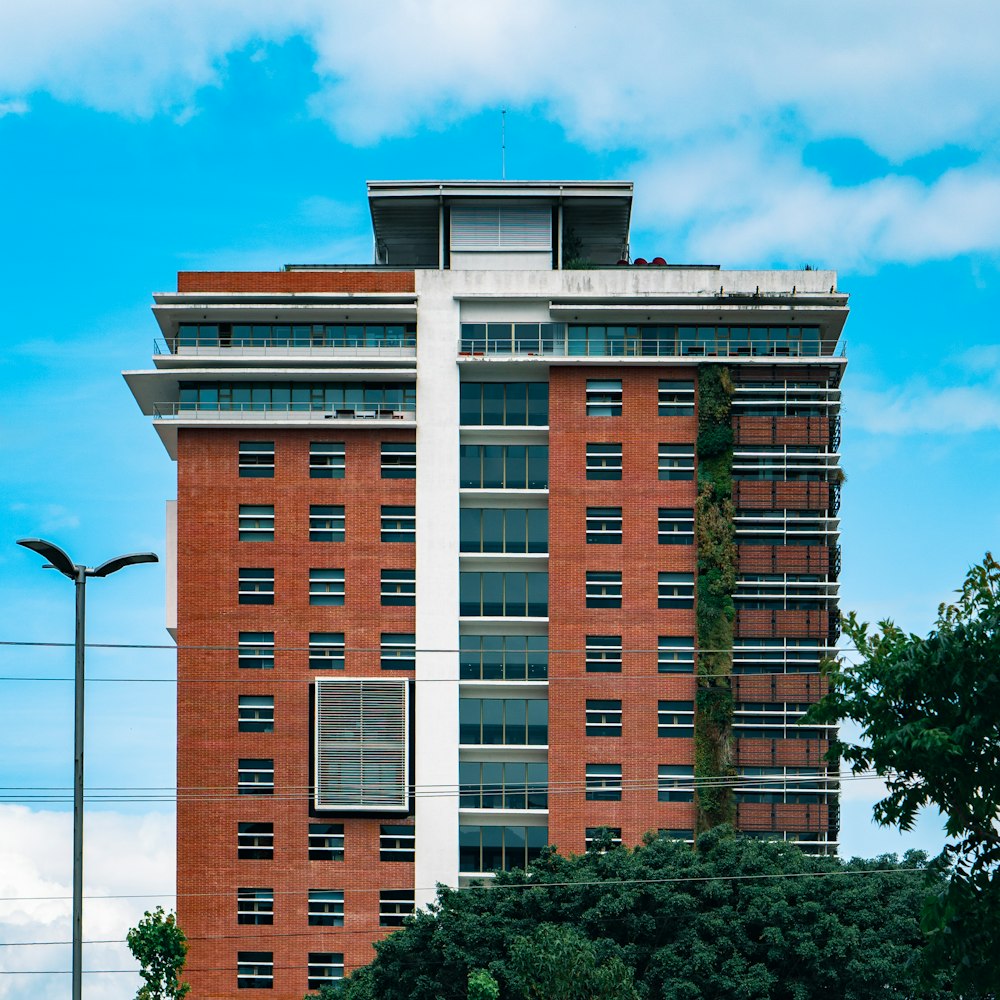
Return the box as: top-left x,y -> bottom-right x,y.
17,538 -> 158,1000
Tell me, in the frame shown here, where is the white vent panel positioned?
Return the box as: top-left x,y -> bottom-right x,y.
315,678 -> 409,811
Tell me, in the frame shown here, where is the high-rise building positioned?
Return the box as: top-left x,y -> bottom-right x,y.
126,180 -> 847,998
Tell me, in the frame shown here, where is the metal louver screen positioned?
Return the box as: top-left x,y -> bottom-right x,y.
451,206 -> 552,251
315,678 -> 409,811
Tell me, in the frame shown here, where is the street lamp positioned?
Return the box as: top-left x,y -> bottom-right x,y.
17,538 -> 158,1000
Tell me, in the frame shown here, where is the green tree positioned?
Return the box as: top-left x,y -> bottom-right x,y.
508,923 -> 639,1000
468,967 -> 500,1000
338,829 -> 951,1000
126,906 -> 190,1000
811,553 -> 1000,996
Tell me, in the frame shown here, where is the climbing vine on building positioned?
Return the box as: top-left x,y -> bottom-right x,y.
694,365 -> 737,833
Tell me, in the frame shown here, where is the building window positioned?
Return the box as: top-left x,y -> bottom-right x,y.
309,505 -> 345,542
237,951 -> 273,989
238,505 -> 274,542
309,632 -> 345,670
658,444 -> 695,480
585,635 -> 622,673
308,889 -> 344,926
237,887 -> 273,925
307,954 -> 344,992
380,824 -> 415,862
238,759 -> 274,796
238,569 -> 274,605
586,507 -> 622,544
381,633 -> 415,670
239,441 -> 274,478
381,442 -> 416,478
658,765 -> 695,802
379,890 -> 415,927
658,828 -> 694,844
459,634 -> 548,680
308,823 -> 344,861
585,827 -> 623,852
237,823 -> 273,860
459,382 -> 548,426
459,508 -> 548,553
585,572 -> 622,608
586,700 -> 622,737
658,508 -> 694,545
586,380 -> 622,417
658,573 -> 695,609
459,572 -> 548,617
658,380 -> 695,416
459,444 -> 548,489
381,506 -> 416,543
238,695 -> 274,733
381,569 -> 415,606
310,441 -> 345,478
238,632 -> 274,670
309,569 -> 345,606
658,637 -> 695,673
315,679 -> 409,811
658,700 -> 695,737
459,698 -> 548,746
459,761 -> 548,810
459,825 -> 548,873
585,442 -> 623,480
585,764 -> 622,801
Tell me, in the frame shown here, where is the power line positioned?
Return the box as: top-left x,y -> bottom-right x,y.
0,770 -> 873,805
0,863 -> 928,908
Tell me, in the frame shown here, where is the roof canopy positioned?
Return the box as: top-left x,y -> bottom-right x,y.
367,180 -> 633,267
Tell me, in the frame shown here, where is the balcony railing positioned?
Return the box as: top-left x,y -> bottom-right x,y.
154,401 -> 415,421
154,338 -> 416,359
458,332 -> 846,359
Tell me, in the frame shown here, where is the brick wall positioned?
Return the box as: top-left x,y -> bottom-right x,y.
176,425 -> 415,998
177,271 -> 416,294
546,366 -> 698,851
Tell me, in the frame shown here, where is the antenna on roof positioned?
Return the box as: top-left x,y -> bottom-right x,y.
501,108 -> 507,180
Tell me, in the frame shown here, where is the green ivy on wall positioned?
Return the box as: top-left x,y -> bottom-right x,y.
694,365 -> 737,833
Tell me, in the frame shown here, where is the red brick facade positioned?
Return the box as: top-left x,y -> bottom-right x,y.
547,367 -> 698,851
176,426 -> 415,997
177,271 -> 416,294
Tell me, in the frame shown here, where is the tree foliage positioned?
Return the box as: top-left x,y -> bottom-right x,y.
508,923 -> 640,1000
339,829 -> 950,1000
811,553 -> 1000,996
468,967 -> 501,1000
126,907 -> 190,1000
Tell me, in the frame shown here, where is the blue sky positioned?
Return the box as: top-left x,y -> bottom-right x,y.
1,3 -> 999,995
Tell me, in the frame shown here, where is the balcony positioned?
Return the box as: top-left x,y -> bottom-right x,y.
156,323 -> 417,358
733,481 -> 830,511
458,323 -> 845,359
735,738 -> 831,767
735,609 -> 831,639
732,674 -> 829,703
732,416 -> 831,447
738,544 -> 832,575
153,401 -> 415,422
736,802 -> 830,833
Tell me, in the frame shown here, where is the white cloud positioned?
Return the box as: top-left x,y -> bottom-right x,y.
3,1 -> 1000,266
0,98 -> 27,117
850,382 -> 1000,434
0,806 -> 174,1000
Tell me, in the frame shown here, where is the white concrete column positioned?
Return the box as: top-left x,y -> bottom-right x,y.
413,271 -> 461,907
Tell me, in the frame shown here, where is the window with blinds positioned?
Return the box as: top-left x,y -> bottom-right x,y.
451,205 -> 552,251
314,678 -> 409,811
